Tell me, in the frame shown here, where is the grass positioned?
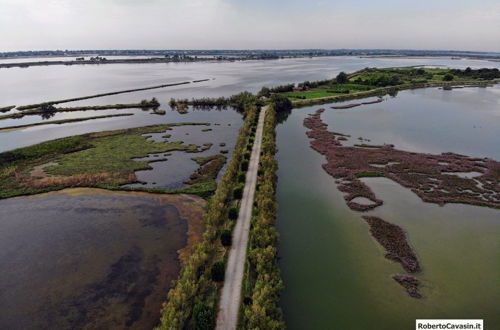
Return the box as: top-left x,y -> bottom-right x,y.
0,123 -> 210,199
283,84 -> 375,100
45,135 -> 197,176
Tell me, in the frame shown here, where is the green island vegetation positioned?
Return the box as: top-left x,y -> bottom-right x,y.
239,102 -> 284,329
0,122 -> 222,200
263,67 -> 500,106
0,113 -> 133,132
158,97 -> 260,329
0,98 -> 160,121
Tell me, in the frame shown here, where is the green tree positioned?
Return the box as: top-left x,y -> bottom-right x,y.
228,206 -> 239,219
220,229 -> 232,246
193,302 -> 215,330
336,71 -> 348,84
443,73 -> 454,81
269,94 -> 292,113
258,86 -> 271,98
211,261 -> 225,282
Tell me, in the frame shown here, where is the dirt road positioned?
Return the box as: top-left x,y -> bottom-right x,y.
215,106 -> 267,330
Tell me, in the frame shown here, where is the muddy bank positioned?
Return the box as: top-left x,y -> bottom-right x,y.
330,98 -> 383,109
0,188 -> 205,330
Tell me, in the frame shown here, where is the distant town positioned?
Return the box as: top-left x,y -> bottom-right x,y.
2,48 -> 500,60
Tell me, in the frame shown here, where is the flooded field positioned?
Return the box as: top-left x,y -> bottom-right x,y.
0,188 -> 205,330
276,86 -> 500,329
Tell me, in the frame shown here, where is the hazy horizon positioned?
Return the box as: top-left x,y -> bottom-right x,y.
1,0 -> 500,53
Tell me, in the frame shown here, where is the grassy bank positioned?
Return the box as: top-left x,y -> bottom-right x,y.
157,102 -> 260,329
239,104 -> 284,329
0,122 -> 215,199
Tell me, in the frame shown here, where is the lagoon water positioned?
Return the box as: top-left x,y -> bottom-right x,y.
0,188 -> 204,330
1,56 -> 500,152
276,87 -> 500,329
1,56 -> 500,329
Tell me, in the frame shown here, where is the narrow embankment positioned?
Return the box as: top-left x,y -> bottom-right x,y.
215,106 -> 267,330
15,79 -> 210,110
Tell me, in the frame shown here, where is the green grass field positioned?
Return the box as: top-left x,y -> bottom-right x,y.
0,123 -> 217,199
281,68 -> 497,103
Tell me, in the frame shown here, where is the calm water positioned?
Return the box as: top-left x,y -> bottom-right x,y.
0,188 -> 204,330
1,56 -> 500,153
276,87 -> 500,329
127,117 -> 240,188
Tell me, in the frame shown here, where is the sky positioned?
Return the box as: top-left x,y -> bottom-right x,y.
1,0 -> 499,52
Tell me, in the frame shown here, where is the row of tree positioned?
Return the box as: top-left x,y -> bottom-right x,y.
158,103 -> 260,329
450,67 -> 500,80
240,101 -> 285,329
169,92 -> 263,114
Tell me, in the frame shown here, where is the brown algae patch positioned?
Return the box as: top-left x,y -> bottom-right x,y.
393,274 -> 422,299
362,216 -> 420,273
303,109 -> 500,210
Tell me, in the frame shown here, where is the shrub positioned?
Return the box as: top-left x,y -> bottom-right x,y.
193,302 -> 215,330
443,73 -> 454,81
233,184 -> 244,199
238,173 -> 246,182
220,229 -> 232,246
228,206 -> 239,220
211,261 -> 225,282
241,160 -> 249,171
244,152 -> 251,160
